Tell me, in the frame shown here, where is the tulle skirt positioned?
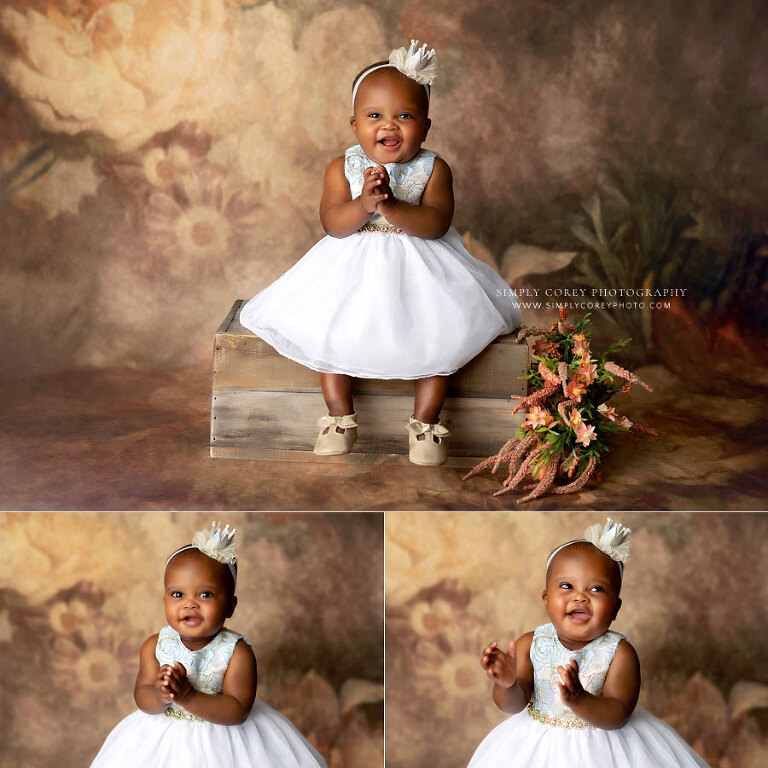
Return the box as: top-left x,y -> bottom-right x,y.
240,227 -> 520,379
467,707 -> 710,768
90,700 -> 327,768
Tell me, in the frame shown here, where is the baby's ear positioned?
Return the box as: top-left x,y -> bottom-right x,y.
613,597 -> 622,620
541,588 -> 548,604
227,595 -> 238,618
423,117 -> 431,139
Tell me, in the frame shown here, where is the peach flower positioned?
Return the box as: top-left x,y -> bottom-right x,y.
522,405 -> 555,430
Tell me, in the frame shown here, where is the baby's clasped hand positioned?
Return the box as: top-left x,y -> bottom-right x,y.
156,664 -> 173,704
359,165 -> 392,214
160,661 -> 195,706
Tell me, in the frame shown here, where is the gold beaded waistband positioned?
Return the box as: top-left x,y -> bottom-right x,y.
163,706 -> 203,723
526,703 -> 593,730
359,223 -> 405,234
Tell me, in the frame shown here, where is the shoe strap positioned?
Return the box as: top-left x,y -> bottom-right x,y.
317,413 -> 358,429
407,418 -> 450,438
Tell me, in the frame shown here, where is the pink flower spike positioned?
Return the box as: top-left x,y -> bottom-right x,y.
538,360 -> 561,386
619,416 -> 633,429
604,361 -> 654,392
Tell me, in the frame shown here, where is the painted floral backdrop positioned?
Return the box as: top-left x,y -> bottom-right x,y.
386,513 -> 768,768
0,0 -> 765,377
0,513 -> 384,768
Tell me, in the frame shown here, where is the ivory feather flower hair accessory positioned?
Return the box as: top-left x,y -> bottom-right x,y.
583,518 -> 631,563
165,521 -> 238,583
546,518 -> 632,580
352,39 -> 438,106
389,40 -> 438,86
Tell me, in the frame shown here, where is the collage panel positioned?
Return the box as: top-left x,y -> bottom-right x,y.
0,1 -> 765,513
0,512 -> 384,768
385,512 -> 768,768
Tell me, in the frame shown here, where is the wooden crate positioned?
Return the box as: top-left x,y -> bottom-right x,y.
210,300 -> 529,467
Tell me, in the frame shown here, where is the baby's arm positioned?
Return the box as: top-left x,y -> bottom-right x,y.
320,156 -> 388,237
376,157 -> 454,239
557,639 -> 640,730
133,634 -> 170,714
481,632 -> 534,714
164,640 -> 258,725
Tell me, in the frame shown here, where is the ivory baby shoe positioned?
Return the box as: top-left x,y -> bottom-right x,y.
313,412 -> 358,455
406,416 -> 450,466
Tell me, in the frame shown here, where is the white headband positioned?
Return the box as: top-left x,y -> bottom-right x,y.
352,40 -> 437,108
166,521 -> 238,584
546,518 -> 631,582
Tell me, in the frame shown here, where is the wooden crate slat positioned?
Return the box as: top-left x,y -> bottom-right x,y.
210,390 -> 522,464
215,299 -> 242,335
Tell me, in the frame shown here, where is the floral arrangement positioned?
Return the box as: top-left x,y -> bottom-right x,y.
463,307 -> 657,503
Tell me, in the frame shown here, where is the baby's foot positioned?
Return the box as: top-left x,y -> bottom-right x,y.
406,417 -> 449,465
314,413 -> 358,455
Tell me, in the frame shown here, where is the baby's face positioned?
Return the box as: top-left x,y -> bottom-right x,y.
542,543 -> 622,650
164,550 -> 236,651
350,68 -> 430,165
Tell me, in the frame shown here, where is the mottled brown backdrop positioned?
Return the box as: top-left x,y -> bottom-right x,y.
0,0 -> 766,375
386,513 -> 768,768
0,512 -> 384,768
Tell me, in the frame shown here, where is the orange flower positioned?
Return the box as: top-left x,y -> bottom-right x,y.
565,378 -> 587,402
532,339 -> 560,358
572,332 -> 590,360
576,424 -> 597,447
577,361 -> 597,385
567,408 -> 583,428
522,406 -> 554,430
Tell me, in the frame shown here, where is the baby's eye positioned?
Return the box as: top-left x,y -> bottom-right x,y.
589,586 -> 605,593
367,112 -> 381,119
199,591 -> 213,598
559,582 -> 572,589
398,113 -> 413,119
171,590 -> 183,598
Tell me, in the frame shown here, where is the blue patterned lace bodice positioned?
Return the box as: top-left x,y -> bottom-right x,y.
529,623 -> 624,723
344,144 -> 437,228
156,625 -> 248,710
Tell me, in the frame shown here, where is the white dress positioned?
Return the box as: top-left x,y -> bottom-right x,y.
90,626 -> 327,768
467,623 -> 710,768
240,145 -> 521,379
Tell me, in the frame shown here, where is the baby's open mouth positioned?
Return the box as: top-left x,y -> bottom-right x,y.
566,609 -> 591,624
181,615 -> 202,626
378,137 -> 401,147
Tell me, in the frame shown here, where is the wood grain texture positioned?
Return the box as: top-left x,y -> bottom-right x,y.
210,389 -> 523,466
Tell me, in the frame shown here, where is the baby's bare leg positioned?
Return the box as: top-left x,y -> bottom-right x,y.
320,373 -> 355,426
413,376 -> 448,436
